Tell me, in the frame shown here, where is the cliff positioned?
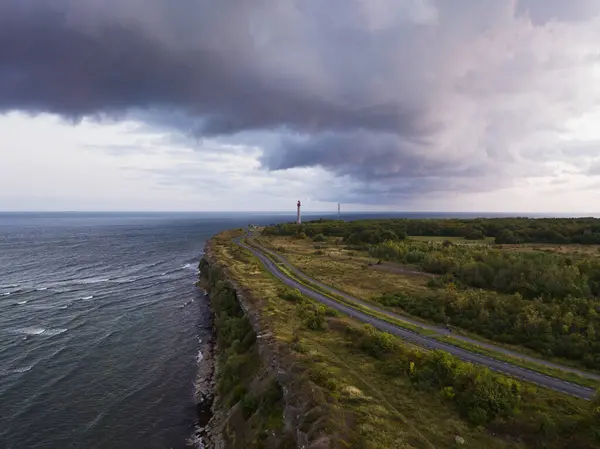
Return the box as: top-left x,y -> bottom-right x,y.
198,231 -> 331,449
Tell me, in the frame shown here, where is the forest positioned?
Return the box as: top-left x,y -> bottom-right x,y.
370,239 -> 600,369
263,216 -> 600,244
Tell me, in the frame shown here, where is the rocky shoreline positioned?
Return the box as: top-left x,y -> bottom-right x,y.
187,289 -> 219,449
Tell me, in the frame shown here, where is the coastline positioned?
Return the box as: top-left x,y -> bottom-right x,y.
188,284 -> 220,448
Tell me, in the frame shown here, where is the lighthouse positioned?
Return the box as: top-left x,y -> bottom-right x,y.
296,200 -> 301,225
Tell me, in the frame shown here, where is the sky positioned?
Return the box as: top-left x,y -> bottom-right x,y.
1,0 -> 600,212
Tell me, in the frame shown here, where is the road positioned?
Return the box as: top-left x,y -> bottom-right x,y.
256,241 -> 600,382
236,238 -> 597,400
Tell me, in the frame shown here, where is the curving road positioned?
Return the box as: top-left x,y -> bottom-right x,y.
236,238 -> 597,400
255,241 -> 600,381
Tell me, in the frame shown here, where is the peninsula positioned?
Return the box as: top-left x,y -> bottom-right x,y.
199,218 -> 600,448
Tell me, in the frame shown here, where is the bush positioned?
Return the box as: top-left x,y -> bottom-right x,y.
279,288 -> 303,302
297,301 -> 328,330
241,393 -> 259,418
324,307 -> 340,317
359,325 -> 396,358
465,229 -> 485,240
440,386 -> 456,400
313,233 -> 326,242
308,366 -> 340,391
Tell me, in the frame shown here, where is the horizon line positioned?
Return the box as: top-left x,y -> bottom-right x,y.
1,210 -> 600,216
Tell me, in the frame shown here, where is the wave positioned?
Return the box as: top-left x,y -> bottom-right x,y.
161,263 -> 196,276
12,327 -> 68,336
108,273 -> 161,284
36,287 -> 48,291
0,365 -> 33,376
16,300 -> 28,305
79,295 -> 94,300
76,277 -> 110,285
14,327 -> 45,335
2,292 -> 11,296
44,328 -> 68,336
0,283 -> 20,289
179,299 -> 195,309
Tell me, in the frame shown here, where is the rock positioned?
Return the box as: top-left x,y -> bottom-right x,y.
455,435 -> 465,445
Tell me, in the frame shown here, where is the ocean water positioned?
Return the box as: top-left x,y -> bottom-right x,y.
0,210 -> 561,449
0,212 -> 303,449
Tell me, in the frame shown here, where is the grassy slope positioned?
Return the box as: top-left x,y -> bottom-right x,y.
211,231 -> 523,448
258,235 -> 600,382
211,231 -> 596,448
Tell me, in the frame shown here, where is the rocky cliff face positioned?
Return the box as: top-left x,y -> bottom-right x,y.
199,240 -> 331,449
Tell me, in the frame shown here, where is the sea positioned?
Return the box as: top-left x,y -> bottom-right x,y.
0,210 -> 574,449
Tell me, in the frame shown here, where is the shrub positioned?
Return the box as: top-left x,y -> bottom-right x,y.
359,325 -> 396,358
297,301 -> 328,330
308,366 -> 340,391
241,393 -> 259,418
313,233 -> 326,242
279,288 -> 303,302
440,386 -> 456,400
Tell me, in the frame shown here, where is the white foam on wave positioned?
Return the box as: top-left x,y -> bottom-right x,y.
43,328 -> 68,336
12,327 -> 68,336
109,277 -> 138,284
162,263 -> 195,276
2,292 -> 11,296
0,284 -> 20,289
79,295 -> 94,300
0,365 -> 33,376
36,287 -> 48,291
58,305 -> 69,310
16,300 -> 28,305
76,278 -> 109,285
15,327 -> 45,335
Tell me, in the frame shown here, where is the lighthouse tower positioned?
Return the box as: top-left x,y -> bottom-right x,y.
296,200 -> 301,225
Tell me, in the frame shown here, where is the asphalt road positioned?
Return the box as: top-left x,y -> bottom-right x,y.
256,241 -> 600,382
236,238 -> 597,400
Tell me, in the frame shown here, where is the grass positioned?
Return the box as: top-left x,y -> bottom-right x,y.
211,234 -> 529,448
257,235 -> 430,299
246,238 -> 435,336
208,231 -> 596,448
253,235 -> 600,389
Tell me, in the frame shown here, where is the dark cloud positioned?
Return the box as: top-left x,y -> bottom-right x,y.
1,0 -> 600,202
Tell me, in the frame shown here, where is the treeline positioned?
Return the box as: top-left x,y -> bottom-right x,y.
369,241 -> 600,368
377,287 -> 600,369
263,220 -> 408,245
263,216 -> 600,244
370,240 -> 600,299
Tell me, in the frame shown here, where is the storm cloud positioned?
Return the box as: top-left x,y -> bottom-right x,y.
2,0 -> 600,203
